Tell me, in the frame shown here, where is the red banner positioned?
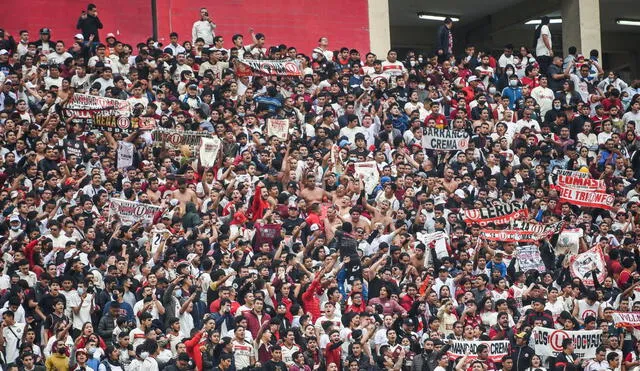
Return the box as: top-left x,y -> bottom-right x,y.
552,185 -> 614,210
554,174 -> 606,192
463,202 -> 529,226
235,59 -> 302,77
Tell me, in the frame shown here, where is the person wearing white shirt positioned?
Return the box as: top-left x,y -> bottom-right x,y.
1,311 -> 26,364
46,41 -> 73,65
534,17 -> 552,72
191,8 -> 216,45
531,76 -> 556,117
622,101 -> 640,136
498,45 -> 516,71
165,33 -> 186,56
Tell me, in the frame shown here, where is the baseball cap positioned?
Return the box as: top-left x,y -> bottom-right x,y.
467,76 -> 480,83
0,50 -> 8,56
40,28 -> 51,35
74,34 -> 84,40
106,33 -> 116,39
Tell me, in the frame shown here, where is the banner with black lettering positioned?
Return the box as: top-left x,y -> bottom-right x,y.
611,312 -> 640,328
90,115 -> 156,134
463,202 -> 529,226
267,118 -> 289,141
117,141 -> 134,169
551,185 -> 614,210
569,246 -> 607,286
235,59 -> 302,77
421,128 -> 470,151
62,93 -> 131,119
446,340 -> 510,362
199,137 -> 221,168
516,245 -> 546,272
510,221 -> 564,240
555,228 -> 583,255
108,199 -> 162,225
151,129 -> 213,149
552,168 -> 591,179
531,327 -> 602,359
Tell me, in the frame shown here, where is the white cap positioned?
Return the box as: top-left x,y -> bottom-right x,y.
0,49 -> 8,56
74,34 -> 84,40
310,224 -> 320,232
106,32 -> 116,39
467,76 -> 479,82
454,189 -> 466,198
9,215 -> 20,223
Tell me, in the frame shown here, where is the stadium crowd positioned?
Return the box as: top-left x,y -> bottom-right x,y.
0,5 -> 638,371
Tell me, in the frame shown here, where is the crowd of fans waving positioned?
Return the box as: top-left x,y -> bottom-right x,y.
0,6 -> 639,371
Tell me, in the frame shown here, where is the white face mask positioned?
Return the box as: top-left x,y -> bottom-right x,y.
410,61 -> 416,66
418,84 -> 426,90
506,70 -> 514,76
418,58 -> 423,63
554,104 -> 561,110
488,87 -> 497,94
509,80 -> 518,87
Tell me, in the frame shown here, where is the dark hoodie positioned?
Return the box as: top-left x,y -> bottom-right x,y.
182,202 -> 200,229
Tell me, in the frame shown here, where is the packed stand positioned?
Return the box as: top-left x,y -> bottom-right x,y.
0,7 -> 639,371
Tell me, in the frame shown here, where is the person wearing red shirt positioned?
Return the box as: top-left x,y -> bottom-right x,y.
424,102 -> 447,129
302,269 -> 325,321
521,65 -> 540,89
241,298 -> 271,339
617,257 -> 636,289
462,76 -> 480,103
324,330 -> 343,369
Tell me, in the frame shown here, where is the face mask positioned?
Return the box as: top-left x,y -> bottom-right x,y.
175,289 -> 182,297
418,84 -> 425,90
506,70 -> 514,76
10,225 -> 20,231
609,77 -> 615,82
553,104 -> 561,110
509,80 -> 518,87
418,58 -> 423,63
410,61 -> 416,66
77,287 -> 85,295
488,87 -> 496,94
87,346 -> 96,354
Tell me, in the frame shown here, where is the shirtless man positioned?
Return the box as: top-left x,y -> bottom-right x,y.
345,206 -> 371,233
323,206 -> 343,242
146,177 -> 162,205
300,174 -> 329,205
368,199 -> 394,231
172,178 -> 198,215
440,166 -> 460,196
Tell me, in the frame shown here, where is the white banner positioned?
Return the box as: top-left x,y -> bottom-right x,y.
611,312 -> 640,328
199,137 -> 221,168
552,168 -> 591,179
150,229 -> 171,255
267,119 -> 289,140
516,245 -> 546,272
556,228 -> 583,255
530,327 -> 602,359
117,141 -> 134,169
353,161 -> 379,195
416,231 -> 449,259
569,246 -> 607,286
421,128 -> 470,151
447,340 -> 510,362
108,199 -> 162,226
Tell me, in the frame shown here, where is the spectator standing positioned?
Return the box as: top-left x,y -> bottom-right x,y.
76,4 -> 103,42
192,8 -> 216,46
